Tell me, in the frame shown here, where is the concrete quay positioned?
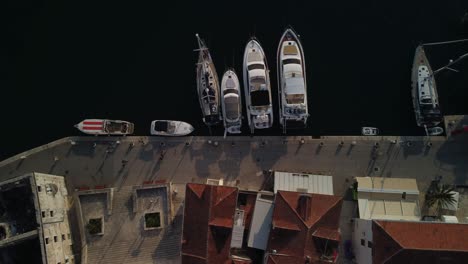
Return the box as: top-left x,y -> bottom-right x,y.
1,135 -> 466,194
0,134 -> 467,264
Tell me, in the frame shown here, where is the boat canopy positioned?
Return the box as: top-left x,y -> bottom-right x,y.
418,66 -> 435,104
250,76 -> 267,91
284,64 -> 303,77
224,95 -> 240,120
251,90 -> 270,107
154,121 -> 168,132
105,121 -> 130,133
249,69 -> 266,78
285,77 -> 305,95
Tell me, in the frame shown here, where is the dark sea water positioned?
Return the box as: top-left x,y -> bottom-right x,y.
4,0 -> 468,161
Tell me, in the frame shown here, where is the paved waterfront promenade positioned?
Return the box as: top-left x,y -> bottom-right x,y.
1,135 -> 467,194
0,134 -> 467,263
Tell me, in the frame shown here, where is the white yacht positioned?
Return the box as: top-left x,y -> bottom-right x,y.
243,38 -> 273,133
195,34 -> 221,127
277,28 -> 308,132
411,45 -> 442,128
221,69 -> 242,135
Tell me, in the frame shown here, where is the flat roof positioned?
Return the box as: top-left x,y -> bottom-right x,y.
247,192 -> 274,250
358,199 -> 421,220
274,171 -> 333,195
356,177 -> 419,195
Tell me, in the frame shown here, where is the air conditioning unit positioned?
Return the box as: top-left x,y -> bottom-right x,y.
441,215 -> 458,223
206,178 -> 223,186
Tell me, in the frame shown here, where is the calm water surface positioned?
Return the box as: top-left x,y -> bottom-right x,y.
4,0 -> 468,160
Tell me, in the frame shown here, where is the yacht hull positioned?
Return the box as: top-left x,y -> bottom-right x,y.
195,34 -> 221,127
243,38 -> 273,133
411,45 -> 442,128
221,70 -> 242,134
277,28 -> 308,131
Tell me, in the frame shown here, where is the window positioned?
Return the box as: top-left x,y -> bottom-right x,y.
54,236 -> 57,242
402,192 -> 407,199
45,238 -> 49,244
62,234 -> 66,241
368,241 -> 373,248
283,58 -> 301,65
247,64 -> 265,71
360,239 -> 365,246
42,211 -> 46,218
37,186 -> 41,192
145,212 -> 161,228
50,211 -> 54,217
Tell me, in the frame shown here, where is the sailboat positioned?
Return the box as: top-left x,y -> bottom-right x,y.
411,45 -> 442,128
243,37 -> 273,133
195,34 -> 221,127
277,27 -> 308,132
221,69 -> 242,135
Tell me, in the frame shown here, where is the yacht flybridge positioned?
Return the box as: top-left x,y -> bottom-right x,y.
221,69 -> 242,135
277,28 -> 308,132
243,38 -> 273,133
195,33 -> 221,127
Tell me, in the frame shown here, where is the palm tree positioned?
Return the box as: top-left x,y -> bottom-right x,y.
425,184 -> 457,216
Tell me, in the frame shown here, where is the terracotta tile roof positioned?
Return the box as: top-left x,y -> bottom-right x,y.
373,220 -> 468,263
182,183 -> 238,264
267,191 -> 343,264
312,227 -> 340,242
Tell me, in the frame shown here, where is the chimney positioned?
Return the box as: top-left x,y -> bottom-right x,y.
297,194 -> 312,221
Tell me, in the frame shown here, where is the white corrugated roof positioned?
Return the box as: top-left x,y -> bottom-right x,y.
247,193 -> 274,250
274,171 -> 333,195
230,209 -> 245,249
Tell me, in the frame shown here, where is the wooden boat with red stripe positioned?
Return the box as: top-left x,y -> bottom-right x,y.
74,119 -> 134,135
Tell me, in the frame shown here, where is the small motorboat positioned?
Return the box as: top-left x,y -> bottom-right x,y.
361,127 -> 379,136
426,126 -> 444,136
150,120 -> 194,136
75,119 -> 134,135
221,69 -> 242,135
